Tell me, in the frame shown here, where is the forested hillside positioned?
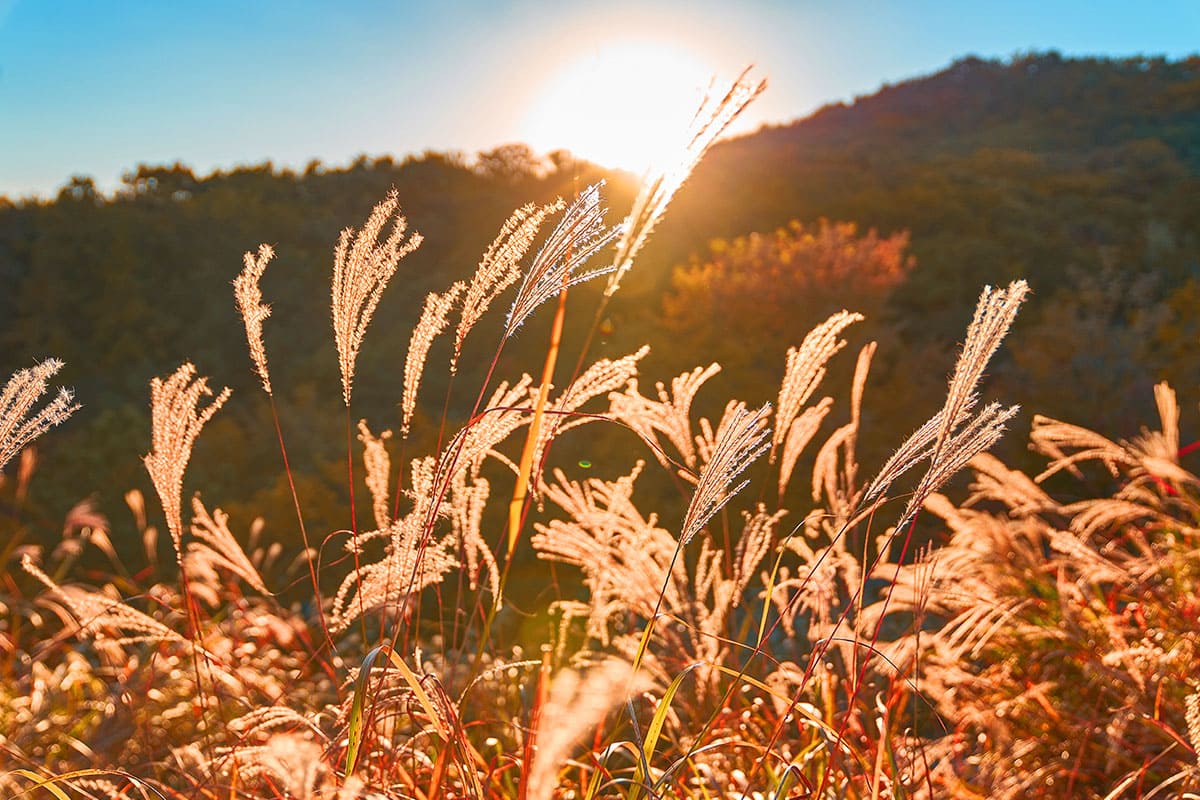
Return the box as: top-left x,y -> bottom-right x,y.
3,51 -> 1198,548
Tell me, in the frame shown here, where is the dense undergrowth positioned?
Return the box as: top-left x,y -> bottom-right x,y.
3,72 -> 1199,800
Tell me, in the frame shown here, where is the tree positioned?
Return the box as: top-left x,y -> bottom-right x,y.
474,143 -> 545,183
661,219 -> 914,387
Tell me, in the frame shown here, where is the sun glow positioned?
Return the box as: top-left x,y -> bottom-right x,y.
523,39 -> 717,175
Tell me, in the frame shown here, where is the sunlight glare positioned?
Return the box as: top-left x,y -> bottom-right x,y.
523,40 -> 715,175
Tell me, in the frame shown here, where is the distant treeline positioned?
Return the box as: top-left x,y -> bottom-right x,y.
3,51 -> 1198,549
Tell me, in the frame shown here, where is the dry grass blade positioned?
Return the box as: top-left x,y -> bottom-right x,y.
680,402 -> 771,544
0,358 -> 80,472
233,243 -> 275,395
605,68 -> 766,297
332,188 -> 423,405
144,362 -> 230,561
505,181 -> 620,336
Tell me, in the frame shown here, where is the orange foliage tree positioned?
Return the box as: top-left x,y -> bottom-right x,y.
661,219 -> 915,392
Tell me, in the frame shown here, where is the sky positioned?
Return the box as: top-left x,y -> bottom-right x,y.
1,0 -> 1197,199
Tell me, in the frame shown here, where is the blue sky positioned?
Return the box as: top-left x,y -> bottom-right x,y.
1,0 -> 1196,199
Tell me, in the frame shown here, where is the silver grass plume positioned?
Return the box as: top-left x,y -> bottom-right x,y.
227,706 -> 326,740
864,281 -> 1028,504
732,506 -> 786,604
933,280 -> 1028,459
531,346 -> 651,486
357,419 -> 393,530
533,463 -> 687,640
329,478 -> 459,632
330,450 -> 464,631
428,375 -> 539,509
144,363 -> 230,562
896,402 -> 1020,530
863,281 -> 1027,526
772,310 -> 862,458
777,397 -> 833,498
186,497 -> 270,597
332,189 -> 423,405
403,282 -> 464,436
1187,692 -> 1200,766
233,243 -> 275,395
862,405 -> 971,505
454,200 -> 563,371
844,340 -> 877,492
605,68 -> 766,297
22,554 -> 185,645
526,658 -> 653,800
504,181 -> 620,336
608,362 -> 722,469
1029,414 -> 1133,481
680,402 -> 771,544
450,469 -> 497,597
0,358 -> 80,472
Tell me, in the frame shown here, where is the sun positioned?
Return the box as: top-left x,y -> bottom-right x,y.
522,39 -> 715,175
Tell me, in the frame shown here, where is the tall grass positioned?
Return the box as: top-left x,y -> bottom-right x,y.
3,69 -> 1191,800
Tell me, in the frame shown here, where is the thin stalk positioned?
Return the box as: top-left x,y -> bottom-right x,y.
507,280 -> 569,560
268,394 -> 332,654
346,407 -> 368,643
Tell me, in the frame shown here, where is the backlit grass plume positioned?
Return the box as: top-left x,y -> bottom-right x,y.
504,181 -> 620,337
22,554 -> 185,646
403,282 -> 464,436
772,310 -> 862,458
863,280 -> 1028,524
332,189 -> 423,405
605,68 -> 766,297
680,401 -> 771,544
144,362 -> 230,560
454,199 -> 563,372
234,244 -> 276,395
0,358 -> 80,472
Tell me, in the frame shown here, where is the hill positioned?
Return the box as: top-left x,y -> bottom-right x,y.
650,51 -> 1200,447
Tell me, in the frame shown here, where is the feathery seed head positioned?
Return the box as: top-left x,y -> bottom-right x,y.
773,310 -> 863,458
234,243 -> 275,394
605,69 -> 765,297
505,181 -> 620,336
454,199 -> 563,370
357,419 -> 394,530
680,402 -> 771,545
187,497 -> 270,596
332,189 -> 422,405
403,283 -> 464,436
935,280 -> 1029,457
0,358 -> 80,472
22,553 -> 185,645
144,362 -> 230,562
